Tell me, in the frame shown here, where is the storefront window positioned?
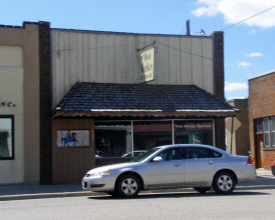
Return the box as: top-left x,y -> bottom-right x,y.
95,121 -> 131,157
272,118 -> 275,146
0,116 -> 14,160
95,119 -> 215,158
264,118 -> 270,147
133,121 -> 172,152
174,120 -> 213,145
255,119 -> 263,133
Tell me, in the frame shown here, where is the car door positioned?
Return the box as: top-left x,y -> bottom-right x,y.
146,147 -> 185,188
183,147 -> 218,186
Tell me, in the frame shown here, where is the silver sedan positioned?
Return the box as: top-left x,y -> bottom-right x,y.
82,144 -> 256,198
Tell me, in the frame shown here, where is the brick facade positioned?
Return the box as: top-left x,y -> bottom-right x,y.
39,22 -> 52,184
212,31 -> 226,150
249,70 -> 275,169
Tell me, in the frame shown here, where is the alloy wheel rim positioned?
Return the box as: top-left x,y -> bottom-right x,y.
217,175 -> 233,191
121,178 -> 138,195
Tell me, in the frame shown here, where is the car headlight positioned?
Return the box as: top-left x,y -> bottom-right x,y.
90,169 -> 112,177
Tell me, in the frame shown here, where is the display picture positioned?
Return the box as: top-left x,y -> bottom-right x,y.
57,130 -> 90,147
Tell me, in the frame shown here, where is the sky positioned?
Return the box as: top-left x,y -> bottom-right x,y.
1,0 -> 275,100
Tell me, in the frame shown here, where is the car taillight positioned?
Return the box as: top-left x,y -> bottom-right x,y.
247,157 -> 252,164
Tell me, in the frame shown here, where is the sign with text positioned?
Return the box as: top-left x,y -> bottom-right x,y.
175,122 -> 212,131
139,47 -> 156,83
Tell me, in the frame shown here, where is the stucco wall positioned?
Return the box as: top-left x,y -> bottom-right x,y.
0,23 -> 40,184
225,99 -> 250,156
0,46 -> 24,183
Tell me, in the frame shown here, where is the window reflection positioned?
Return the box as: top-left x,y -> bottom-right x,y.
0,117 -> 13,159
94,120 -> 214,158
174,120 -> 213,145
95,121 -> 131,157
133,121 -> 172,151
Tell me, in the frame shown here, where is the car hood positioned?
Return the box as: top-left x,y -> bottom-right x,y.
86,162 -> 140,173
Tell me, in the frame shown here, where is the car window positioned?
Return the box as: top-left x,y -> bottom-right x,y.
184,147 -> 222,159
157,148 -> 182,161
134,152 -> 144,157
211,149 -> 222,157
131,148 -> 160,162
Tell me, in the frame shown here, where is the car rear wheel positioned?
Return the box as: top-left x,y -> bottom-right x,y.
116,174 -> 140,198
193,187 -> 211,193
213,172 -> 235,194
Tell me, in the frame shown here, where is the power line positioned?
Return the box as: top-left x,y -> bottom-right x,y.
146,37 -> 213,61
52,36 -> 213,61
220,5 -> 275,31
52,41 -> 147,52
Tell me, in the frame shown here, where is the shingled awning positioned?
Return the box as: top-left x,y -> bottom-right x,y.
52,82 -> 239,118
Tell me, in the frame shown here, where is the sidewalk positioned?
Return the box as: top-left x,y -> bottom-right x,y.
0,169 -> 274,201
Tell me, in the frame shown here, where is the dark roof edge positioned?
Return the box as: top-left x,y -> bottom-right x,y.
52,110 -> 239,119
194,86 -> 239,112
51,28 -> 214,38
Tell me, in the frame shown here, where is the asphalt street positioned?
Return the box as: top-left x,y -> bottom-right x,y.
1,189 -> 275,220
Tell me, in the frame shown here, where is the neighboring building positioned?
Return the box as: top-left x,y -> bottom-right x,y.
225,99 -> 250,156
248,69 -> 275,169
0,22 -> 41,184
0,21 -> 239,185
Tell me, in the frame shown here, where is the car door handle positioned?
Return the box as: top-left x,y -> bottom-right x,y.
174,163 -> 182,167
208,161 -> 215,164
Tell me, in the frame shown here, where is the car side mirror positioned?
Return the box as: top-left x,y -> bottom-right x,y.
153,156 -> 163,162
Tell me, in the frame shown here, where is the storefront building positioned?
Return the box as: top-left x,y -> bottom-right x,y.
0,22 -> 41,184
248,69 -> 275,169
49,27 -> 238,184
0,21 -> 238,185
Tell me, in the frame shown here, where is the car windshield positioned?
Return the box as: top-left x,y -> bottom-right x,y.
130,147 -> 161,162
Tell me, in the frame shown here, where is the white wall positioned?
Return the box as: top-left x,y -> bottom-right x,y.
51,30 -> 214,107
0,46 -> 24,184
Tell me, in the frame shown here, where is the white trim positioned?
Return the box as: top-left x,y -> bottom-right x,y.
212,120 -> 216,147
172,120 -> 175,145
248,68 -> 275,81
131,121 -> 134,157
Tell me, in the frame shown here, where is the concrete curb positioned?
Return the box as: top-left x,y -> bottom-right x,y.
1,185 -> 275,201
0,192 -> 99,201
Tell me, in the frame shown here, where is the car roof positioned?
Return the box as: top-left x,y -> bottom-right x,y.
156,144 -> 228,154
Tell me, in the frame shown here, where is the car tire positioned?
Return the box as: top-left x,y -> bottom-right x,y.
193,187 -> 211,193
107,191 -> 120,197
116,174 -> 140,198
213,172 -> 236,194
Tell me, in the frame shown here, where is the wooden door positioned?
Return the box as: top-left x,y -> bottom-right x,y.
52,119 -> 95,184
256,133 -> 264,168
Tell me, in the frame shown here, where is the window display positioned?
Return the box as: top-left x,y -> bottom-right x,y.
0,116 -> 14,160
95,120 -> 214,158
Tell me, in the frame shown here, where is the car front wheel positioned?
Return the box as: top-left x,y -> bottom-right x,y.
116,174 -> 140,198
213,172 -> 236,194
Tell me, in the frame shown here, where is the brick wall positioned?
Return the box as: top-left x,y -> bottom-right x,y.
212,31 -> 225,150
249,71 -> 275,169
263,150 -> 275,169
39,21 -> 52,184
